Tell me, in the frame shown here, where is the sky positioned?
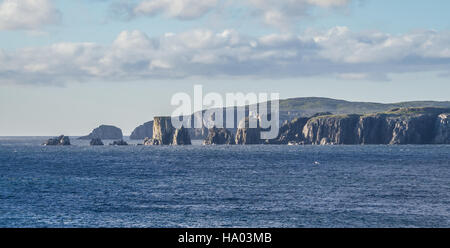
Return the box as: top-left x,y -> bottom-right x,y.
0,0 -> 450,136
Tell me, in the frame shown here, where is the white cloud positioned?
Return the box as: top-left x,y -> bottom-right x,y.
114,0 -> 351,26
133,0 -> 218,20
247,0 -> 352,29
0,0 -> 61,30
1,27 -> 450,85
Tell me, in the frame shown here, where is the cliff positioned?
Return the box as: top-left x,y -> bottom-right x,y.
235,117 -> 262,145
172,126 -> 192,145
144,117 -> 191,145
272,107 -> 450,145
303,114 -> 361,145
79,125 -> 123,140
433,113 -> 450,144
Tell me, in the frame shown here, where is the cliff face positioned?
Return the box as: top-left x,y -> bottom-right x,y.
303,114 -> 360,145
172,127 -> 192,145
79,125 -> 123,140
152,117 -> 175,145
235,117 -> 262,145
130,121 -> 153,140
203,127 -> 234,145
269,117 -> 309,144
434,113 -> 450,144
144,117 -> 191,145
275,108 -> 450,145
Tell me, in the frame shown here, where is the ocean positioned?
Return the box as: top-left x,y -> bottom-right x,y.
0,137 -> 449,227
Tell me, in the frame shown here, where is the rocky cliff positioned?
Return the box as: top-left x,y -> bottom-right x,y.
272,108 -> 450,145
203,127 -> 234,145
79,125 -> 123,140
152,117 -> 175,145
144,117 -> 191,145
303,114 -> 361,145
268,117 -> 309,144
172,126 -> 192,145
235,117 -> 262,145
433,113 -> 450,144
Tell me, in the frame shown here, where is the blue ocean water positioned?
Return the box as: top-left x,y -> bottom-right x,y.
0,137 -> 449,227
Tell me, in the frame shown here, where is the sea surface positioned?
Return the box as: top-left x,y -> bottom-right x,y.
0,137 -> 449,228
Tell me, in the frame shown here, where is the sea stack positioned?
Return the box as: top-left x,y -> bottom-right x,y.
145,117 -> 191,145
172,126 -> 192,145
78,125 -> 123,140
203,127 -> 234,145
235,117 -> 262,145
152,117 -> 175,145
42,135 -> 71,146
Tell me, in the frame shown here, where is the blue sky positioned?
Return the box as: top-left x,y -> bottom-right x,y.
0,0 -> 450,135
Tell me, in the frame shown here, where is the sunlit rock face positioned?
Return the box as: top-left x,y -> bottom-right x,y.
433,113 -> 450,144
172,126 -> 192,145
145,117 -> 191,146
235,117 -> 262,145
152,117 -> 175,145
299,108 -> 450,145
302,114 -> 360,145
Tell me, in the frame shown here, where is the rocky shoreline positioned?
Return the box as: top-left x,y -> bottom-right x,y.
42,107 -> 450,146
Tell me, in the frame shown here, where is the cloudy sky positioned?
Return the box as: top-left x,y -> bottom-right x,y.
0,0 -> 449,136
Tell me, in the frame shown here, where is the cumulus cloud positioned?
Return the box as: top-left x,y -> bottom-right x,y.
0,0 -> 61,30
1,27 -> 450,85
247,0 -> 352,29
111,0 -> 352,26
114,0 -> 218,20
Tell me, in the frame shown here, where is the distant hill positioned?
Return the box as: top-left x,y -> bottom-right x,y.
277,97 -> 450,119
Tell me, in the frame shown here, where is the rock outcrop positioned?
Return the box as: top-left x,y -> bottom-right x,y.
90,138 -> 104,146
267,107 -> 450,145
297,108 -> 450,145
130,121 -> 153,140
235,117 -> 262,145
203,127 -> 234,145
79,125 -> 123,140
109,140 -> 128,146
152,117 -> 175,145
303,114 -> 361,145
131,120 -> 209,140
268,117 -> 309,144
42,135 -> 71,146
433,113 -> 450,144
172,126 -> 192,145
144,117 -> 191,145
